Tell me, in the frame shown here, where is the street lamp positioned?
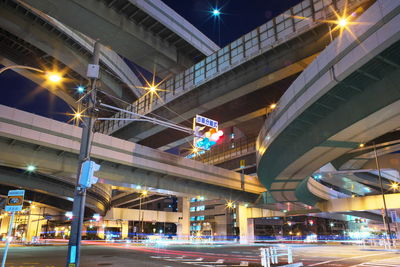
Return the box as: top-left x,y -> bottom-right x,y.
389,182 -> 399,192
0,65 -> 63,84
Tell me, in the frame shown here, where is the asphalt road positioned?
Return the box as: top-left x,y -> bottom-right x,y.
0,243 -> 399,267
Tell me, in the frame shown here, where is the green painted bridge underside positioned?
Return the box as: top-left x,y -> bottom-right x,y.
257,40 -> 400,204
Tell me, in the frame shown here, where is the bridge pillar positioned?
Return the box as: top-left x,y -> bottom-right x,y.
0,215 -> 11,237
25,207 -> 45,242
121,221 -> 129,239
237,204 -> 255,244
176,197 -> 190,239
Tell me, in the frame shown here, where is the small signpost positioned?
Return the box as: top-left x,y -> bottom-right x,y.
1,190 -> 25,267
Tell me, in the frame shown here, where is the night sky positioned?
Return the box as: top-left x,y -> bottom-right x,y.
0,0 -> 302,121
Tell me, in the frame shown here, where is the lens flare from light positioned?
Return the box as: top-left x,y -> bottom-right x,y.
47,72 -> 62,83
212,9 -> 221,16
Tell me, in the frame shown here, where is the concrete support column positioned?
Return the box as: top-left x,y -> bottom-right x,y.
26,208 -> 44,242
0,215 -> 11,237
237,204 -> 255,244
25,208 -> 37,242
176,197 -> 190,239
121,221 -> 129,239
98,223 -> 105,239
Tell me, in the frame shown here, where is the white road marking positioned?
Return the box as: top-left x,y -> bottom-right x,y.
308,252 -> 392,266
351,256 -> 400,267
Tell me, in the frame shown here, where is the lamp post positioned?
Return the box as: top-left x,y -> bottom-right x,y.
0,65 -> 63,83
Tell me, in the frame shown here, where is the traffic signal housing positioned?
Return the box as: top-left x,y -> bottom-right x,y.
79,160 -> 100,188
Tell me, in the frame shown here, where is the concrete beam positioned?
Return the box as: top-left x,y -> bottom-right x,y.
104,207 -> 182,223
316,193 -> 400,212
0,105 -> 265,201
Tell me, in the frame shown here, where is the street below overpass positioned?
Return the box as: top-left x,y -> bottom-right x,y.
1,242 -> 400,266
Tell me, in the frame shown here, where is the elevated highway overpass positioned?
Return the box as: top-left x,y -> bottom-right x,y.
20,0 -> 219,77
0,166 -> 110,214
94,0 -> 374,150
0,104 -> 265,203
256,0 -> 400,208
0,0 -> 143,106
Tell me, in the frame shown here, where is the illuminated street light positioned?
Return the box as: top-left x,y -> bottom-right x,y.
390,182 -> 399,192
77,86 -> 85,93
212,9 -> 221,17
26,165 -> 36,172
269,103 -> 277,109
74,112 -> 82,120
0,65 -> 63,85
359,143 -> 365,148
226,201 -> 233,209
47,72 -> 62,83
337,18 -> 348,28
141,190 -> 148,197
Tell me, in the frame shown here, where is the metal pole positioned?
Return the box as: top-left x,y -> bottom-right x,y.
373,143 -> 392,241
66,42 -> 101,267
1,212 -> 15,267
139,196 -> 142,234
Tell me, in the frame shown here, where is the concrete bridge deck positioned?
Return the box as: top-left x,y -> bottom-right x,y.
0,105 -> 265,202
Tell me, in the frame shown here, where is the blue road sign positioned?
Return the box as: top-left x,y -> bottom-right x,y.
196,115 -> 218,129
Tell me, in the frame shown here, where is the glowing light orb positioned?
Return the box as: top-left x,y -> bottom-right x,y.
390,182 -> 399,191
26,165 -> 36,172
74,112 -> 82,119
77,86 -> 85,93
47,72 -> 62,83
212,9 -> 221,16
338,18 -> 348,28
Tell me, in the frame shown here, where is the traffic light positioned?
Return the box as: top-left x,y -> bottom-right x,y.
79,160 -> 100,188
195,129 -> 223,150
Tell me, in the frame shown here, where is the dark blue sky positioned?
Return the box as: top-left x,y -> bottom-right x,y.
0,0 -> 302,121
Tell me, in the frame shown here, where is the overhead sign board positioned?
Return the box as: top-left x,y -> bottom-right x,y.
5,190 -> 25,212
196,115 -> 218,129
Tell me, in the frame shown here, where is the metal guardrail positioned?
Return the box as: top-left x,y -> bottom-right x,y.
360,238 -> 399,249
191,136 -> 256,165
260,246 -> 293,267
98,0 -> 366,135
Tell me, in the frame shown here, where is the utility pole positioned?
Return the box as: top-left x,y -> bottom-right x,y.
373,143 -> 392,242
66,42 -> 101,267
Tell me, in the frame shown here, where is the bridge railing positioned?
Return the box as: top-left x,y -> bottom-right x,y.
190,136 -> 257,165
98,0 -> 364,135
